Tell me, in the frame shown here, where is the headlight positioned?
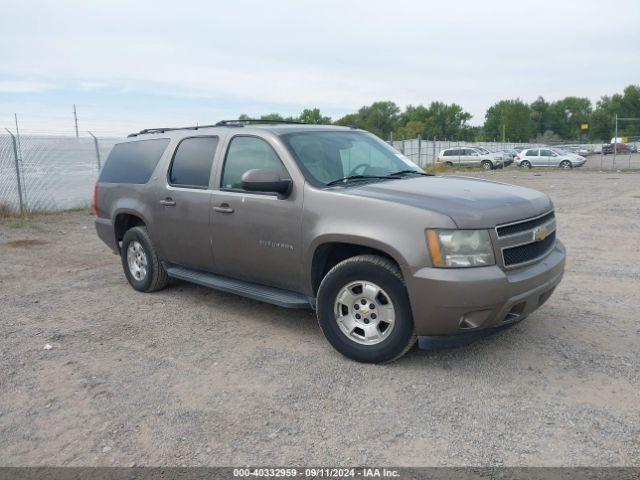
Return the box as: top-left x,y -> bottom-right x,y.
427,229 -> 495,268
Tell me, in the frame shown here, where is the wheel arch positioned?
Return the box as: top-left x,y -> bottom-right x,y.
307,236 -> 409,296
113,209 -> 148,248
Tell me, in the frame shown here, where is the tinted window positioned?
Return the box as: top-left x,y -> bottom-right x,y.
221,137 -> 288,189
463,149 -> 476,155
525,149 -> 539,157
169,136 -> 219,188
444,149 -> 460,156
100,138 -> 169,184
540,149 -> 554,157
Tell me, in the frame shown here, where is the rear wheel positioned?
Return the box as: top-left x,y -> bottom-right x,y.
520,160 -> 532,169
121,226 -> 169,292
560,160 -> 572,169
316,255 -> 416,363
481,160 -> 493,170
445,161 -> 454,167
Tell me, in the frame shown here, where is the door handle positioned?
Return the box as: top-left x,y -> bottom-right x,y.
159,198 -> 176,206
213,203 -> 234,214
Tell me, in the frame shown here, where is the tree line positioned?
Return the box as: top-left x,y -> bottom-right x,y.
242,84 -> 640,143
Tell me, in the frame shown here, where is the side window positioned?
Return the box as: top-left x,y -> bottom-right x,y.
526,149 -> 539,157
99,138 -> 169,184
540,149 -> 553,157
221,136 -> 288,190
169,136 -> 219,188
443,150 -> 452,157
463,149 -> 475,156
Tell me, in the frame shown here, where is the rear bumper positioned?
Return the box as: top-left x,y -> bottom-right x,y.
95,217 -> 118,253
406,240 -> 565,336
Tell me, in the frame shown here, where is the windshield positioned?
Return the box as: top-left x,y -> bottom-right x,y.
476,147 -> 490,154
281,130 -> 421,186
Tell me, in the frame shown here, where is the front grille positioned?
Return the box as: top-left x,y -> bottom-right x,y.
503,231 -> 556,266
497,211 -> 555,237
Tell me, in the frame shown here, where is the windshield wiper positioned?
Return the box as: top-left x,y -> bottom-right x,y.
326,175 -> 389,186
387,170 -> 433,177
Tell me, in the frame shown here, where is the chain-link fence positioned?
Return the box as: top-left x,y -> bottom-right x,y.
0,134 -> 122,215
2,131 -> 639,216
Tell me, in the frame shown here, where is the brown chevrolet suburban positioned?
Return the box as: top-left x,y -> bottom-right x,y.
94,120 -> 565,363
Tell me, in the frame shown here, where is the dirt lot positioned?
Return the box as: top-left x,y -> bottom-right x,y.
0,170 -> 638,467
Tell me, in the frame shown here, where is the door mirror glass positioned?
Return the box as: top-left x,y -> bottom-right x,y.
241,169 -> 292,196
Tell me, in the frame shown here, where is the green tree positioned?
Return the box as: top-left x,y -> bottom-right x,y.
546,97 -> 592,139
394,102 -> 472,139
335,101 -> 400,138
484,99 -> 535,142
589,85 -> 640,140
530,96 -> 551,135
298,108 -> 331,124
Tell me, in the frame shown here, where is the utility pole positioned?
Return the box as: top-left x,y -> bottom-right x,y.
73,104 -> 79,138
502,124 -> 506,143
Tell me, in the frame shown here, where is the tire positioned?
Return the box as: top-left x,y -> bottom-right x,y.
481,160 -> 493,170
520,160 -> 532,169
560,160 -> 572,169
445,161 -> 454,167
121,226 -> 169,293
316,254 -> 416,363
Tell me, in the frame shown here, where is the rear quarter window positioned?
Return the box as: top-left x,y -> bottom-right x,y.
99,138 -> 170,184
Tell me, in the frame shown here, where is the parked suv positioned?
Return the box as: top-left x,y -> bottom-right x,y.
516,148 -> 586,169
95,121 -> 565,363
436,147 -> 504,170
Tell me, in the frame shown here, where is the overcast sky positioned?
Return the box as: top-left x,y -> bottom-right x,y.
1,0 -> 638,136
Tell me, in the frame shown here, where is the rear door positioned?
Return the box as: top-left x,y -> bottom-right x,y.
524,148 -> 540,166
540,149 -> 557,166
152,136 -> 220,271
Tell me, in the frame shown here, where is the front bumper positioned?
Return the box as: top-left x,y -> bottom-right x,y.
406,240 -> 565,336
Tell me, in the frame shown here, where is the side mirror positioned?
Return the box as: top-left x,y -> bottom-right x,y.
241,169 -> 292,196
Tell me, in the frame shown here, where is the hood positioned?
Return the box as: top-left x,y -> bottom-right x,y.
343,175 -> 553,229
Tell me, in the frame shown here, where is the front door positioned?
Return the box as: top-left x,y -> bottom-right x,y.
210,135 -> 303,291
152,136 -> 220,271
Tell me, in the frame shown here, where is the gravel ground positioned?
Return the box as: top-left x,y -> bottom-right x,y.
0,170 -> 638,467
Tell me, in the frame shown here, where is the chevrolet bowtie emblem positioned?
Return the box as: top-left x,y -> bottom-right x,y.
533,225 -> 549,242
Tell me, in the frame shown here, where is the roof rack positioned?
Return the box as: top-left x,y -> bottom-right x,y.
215,119 -> 307,126
127,119 -> 308,137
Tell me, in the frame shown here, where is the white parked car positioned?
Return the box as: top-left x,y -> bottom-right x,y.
437,147 -> 504,170
516,148 -> 586,169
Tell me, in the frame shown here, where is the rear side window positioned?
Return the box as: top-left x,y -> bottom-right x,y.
169,136 -> 219,188
525,149 -> 539,157
99,138 -> 169,184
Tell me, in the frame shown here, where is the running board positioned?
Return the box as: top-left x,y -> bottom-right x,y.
165,264 -> 312,309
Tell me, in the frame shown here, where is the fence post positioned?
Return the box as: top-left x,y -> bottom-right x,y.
417,134 -> 422,167
4,128 -> 24,215
432,137 -> 436,166
88,131 -> 102,170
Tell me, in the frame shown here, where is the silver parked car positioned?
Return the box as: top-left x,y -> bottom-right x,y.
437,147 -> 504,170
516,148 -> 586,169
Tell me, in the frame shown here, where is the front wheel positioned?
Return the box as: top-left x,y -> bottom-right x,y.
316,255 -> 416,363
481,160 -> 493,170
560,160 -> 572,169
